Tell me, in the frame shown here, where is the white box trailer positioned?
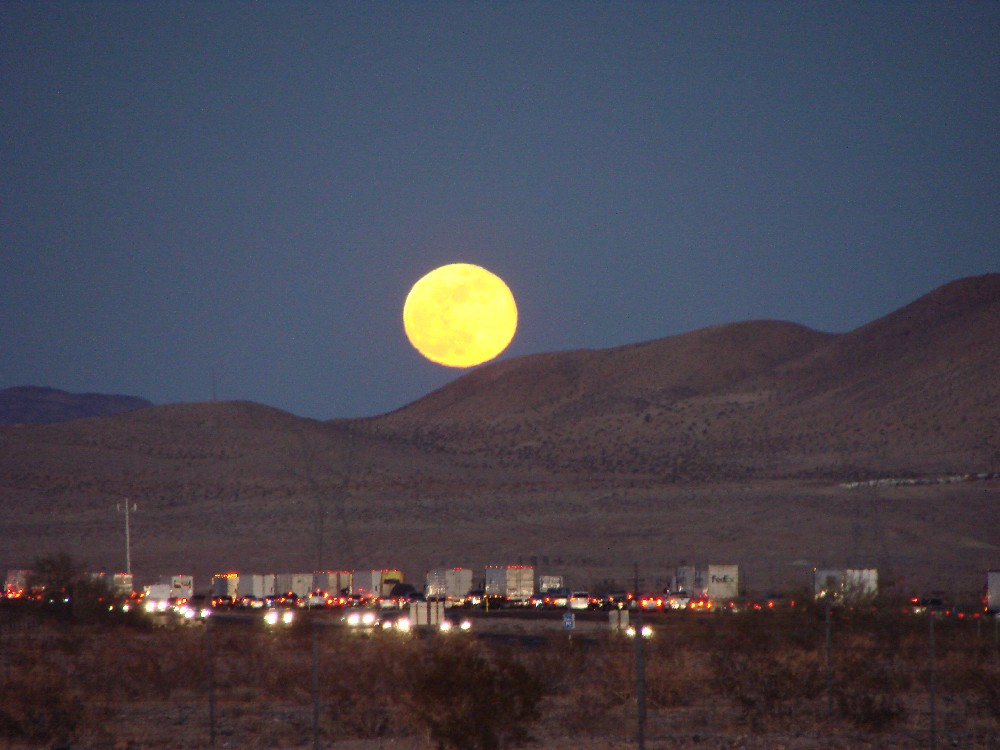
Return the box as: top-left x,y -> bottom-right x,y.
538,574 -> 564,593
145,583 -> 173,601
813,568 -> 878,603
4,569 -> 30,598
426,568 -> 473,603
170,575 -> 193,599
275,573 -> 313,597
352,570 -> 380,598
240,574 -> 276,599
843,568 -> 878,601
484,566 -> 534,604
352,569 -> 405,598
409,600 -> 447,627
211,573 -> 239,599
986,570 -> 999,614
813,568 -> 843,600
706,564 -> 741,602
113,573 -> 135,596
313,571 -> 352,595
672,566 -> 702,595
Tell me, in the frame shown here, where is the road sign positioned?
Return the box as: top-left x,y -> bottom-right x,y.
563,612 -> 575,630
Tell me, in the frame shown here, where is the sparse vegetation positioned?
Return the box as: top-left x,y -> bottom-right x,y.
0,605 -> 997,749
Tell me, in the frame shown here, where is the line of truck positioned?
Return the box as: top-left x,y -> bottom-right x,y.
6,565 -> 998,615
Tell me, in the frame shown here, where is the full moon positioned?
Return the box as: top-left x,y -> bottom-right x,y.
403,263 -> 518,368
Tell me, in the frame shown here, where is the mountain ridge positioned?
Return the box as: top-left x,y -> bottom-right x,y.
1,274 -> 997,594
0,385 -> 153,425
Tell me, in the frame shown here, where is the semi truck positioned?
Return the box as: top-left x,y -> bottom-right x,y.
170,575 -> 193,599
425,568 -> 472,605
352,569 -> 405,599
144,583 -> 173,602
484,565 -> 534,605
5,569 -> 30,598
409,600 -> 447,627
240,574 -> 276,600
275,573 -> 313,598
538,574 -> 564,593
313,570 -> 352,596
144,575 -> 191,602
211,572 -> 239,600
706,564 -> 741,602
112,573 -> 135,596
813,568 -> 878,604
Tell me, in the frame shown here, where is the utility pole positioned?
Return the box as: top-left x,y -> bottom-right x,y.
633,562 -> 646,750
116,500 -> 137,575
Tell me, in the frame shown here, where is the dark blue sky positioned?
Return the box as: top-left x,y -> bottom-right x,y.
3,3 -> 997,419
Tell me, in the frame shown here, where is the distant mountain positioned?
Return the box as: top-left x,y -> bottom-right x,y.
1,275 -> 997,594
0,386 -> 153,424
368,273 -> 1000,481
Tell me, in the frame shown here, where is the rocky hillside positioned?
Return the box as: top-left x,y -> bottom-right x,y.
364,274 -> 1000,481
1,275 -> 997,593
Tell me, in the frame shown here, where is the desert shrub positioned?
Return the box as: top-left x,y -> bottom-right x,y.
712,647 -> 824,729
405,638 -> 543,750
645,648 -> 713,709
546,638 -> 633,737
971,661 -> 1000,723
323,633 -> 415,739
0,667 -> 85,744
832,652 -> 908,730
526,634 -> 580,693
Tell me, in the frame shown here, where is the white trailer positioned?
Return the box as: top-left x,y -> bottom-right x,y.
144,583 -> 173,601
426,568 -> 473,604
484,566 -> 534,604
813,568 -> 878,604
409,600 -> 447,627
4,569 -> 30,598
211,573 -> 239,599
986,570 -> 1000,614
313,571 -> 352,595
351,569 -> 404,598
275,573 -> 313,598
672,566 -> 702,595
844,568 -> 878,601
706,564 -> 741,602
240,574 -> 276,599
538,574 -> 564,593
170,575 -> 193,599
113,573 -> 135,596
352,570 -> 381,598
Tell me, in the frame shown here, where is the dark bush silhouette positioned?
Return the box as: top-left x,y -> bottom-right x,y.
406,639 -> 543,750
0,667 -> 84,744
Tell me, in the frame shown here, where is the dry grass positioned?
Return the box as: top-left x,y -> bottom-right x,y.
1,605 -> 998,749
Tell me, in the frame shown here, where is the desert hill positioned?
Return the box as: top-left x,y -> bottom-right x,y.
366,273 -> 1000,481
0,386 -> 153,425
1,274 -> 997,595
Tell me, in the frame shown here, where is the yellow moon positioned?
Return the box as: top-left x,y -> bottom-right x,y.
403,263 -> 518,368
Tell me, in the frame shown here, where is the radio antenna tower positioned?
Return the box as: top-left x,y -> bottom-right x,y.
116,500 -> 138,575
